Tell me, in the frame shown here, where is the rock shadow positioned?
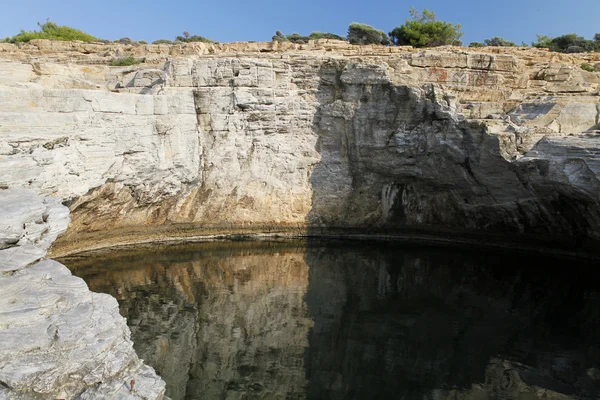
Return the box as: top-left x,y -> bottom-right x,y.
302,241 -> 600,399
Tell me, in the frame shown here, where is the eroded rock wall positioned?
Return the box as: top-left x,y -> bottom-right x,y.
0,42 -> 599,254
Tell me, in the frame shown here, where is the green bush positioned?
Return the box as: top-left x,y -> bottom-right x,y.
581,63 -> 597,72
109,56 -> 145,66
533,33 -> 600,53
10,21 -> 100,43
389,7 -> 462,47
175,34 -> 215,43
286,33 -> 310,44
309,32 -> 345,41
484,37 -> 516,46
152,39 -> 173,44
348,23 -> 390,45
273,31 -> 346,43
138,40 -> 148,44
272,31 -> 287,42
468,42 -> 485,48
116,37 -> 136,45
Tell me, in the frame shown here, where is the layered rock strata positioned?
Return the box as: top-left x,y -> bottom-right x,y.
0,188 -> 165,399
0,41 -> 599,253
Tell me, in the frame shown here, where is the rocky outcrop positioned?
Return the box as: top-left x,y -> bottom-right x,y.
0,188 -> 165,399
1,41 -> 599,255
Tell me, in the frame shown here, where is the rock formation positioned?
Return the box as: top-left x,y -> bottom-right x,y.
0,188 -> 166,399
0,40 -> 599,255
1,39 -> 600,399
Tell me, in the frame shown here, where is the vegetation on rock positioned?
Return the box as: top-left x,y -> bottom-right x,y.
109,56 -> 145,66
388,7 -> 462,47
308,32 -> 345,40
484,37 -> 517,47
272,31 -> 346,44
468,42 -> 485,48
533,33 -> 600,53
175,31 -> 215,44
581,63 -> 598,72
348,23 -> 391,45
1,18 -> 599,54
4,21 -> 100,43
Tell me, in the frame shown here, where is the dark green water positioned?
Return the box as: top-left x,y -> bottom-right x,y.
63,240 -> 600,400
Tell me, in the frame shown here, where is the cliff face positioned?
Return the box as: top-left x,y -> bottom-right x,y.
1,40 -> 599,253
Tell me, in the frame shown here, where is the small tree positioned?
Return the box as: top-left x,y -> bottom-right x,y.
272,31 -> 288,42
286,33 -> 310,44
175,33 -> 215,43
532,34 -> 553,49
389,7 -> 462,47
533,33 -> 598,53
484,37 -> 516,47
348,23 -> 390,45
468,42 -> 485,48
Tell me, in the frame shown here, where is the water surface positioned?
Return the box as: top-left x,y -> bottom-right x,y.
63,240 -> 600,400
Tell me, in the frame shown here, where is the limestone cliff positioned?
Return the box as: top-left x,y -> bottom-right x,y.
0,40 -> 599,254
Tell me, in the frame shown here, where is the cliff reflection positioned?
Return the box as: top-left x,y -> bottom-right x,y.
64,240 -> 600,400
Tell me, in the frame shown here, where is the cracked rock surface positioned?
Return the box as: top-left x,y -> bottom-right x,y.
1,43 -> 599,254
0,188 -> 165,399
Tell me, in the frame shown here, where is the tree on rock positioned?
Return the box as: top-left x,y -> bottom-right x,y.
532,33 -> 600,53
389,7 -> 462,47
348,23 -> 391,45
484,37 -> 516,46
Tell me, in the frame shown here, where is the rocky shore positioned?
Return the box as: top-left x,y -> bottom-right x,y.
0,188 -> 165,399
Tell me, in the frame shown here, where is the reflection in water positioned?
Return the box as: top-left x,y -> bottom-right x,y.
63,240 -> 600,400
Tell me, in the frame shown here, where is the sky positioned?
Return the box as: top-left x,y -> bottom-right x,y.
1,0 -> 599,46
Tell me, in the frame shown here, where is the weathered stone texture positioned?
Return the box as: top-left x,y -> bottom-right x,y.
0,189 -> 165,399
0,43 -> 599,253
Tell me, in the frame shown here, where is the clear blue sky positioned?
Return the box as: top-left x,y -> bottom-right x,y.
1,0 -> 599,45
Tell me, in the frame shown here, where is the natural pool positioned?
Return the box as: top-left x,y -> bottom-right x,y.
62,240 -> 600,399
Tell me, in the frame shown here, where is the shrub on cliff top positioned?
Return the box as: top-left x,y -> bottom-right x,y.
286,33 -> 311,44
533,33 -> 600,53
389,7 -> 462,47
468,42 -> 485,48
348,23 -> 390,45
309,32 -> 345,41
484,37 -> 517,47
175,32 -> 215,44
8,21 -> 100,43
272,31 -> 346,44
109,56 -> 145,66
272,31 -> 288,42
